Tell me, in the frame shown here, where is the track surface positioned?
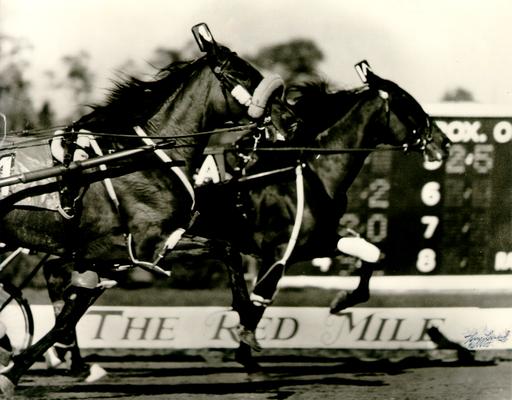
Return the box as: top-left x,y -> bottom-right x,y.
7,355 -> 512,399
14,289 -> 512,399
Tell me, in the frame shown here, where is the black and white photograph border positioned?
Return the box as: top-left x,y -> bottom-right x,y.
0,1 -> 511,398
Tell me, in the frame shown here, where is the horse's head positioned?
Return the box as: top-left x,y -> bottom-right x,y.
192,23 -> 288,134
76,23 -> 288,143
358,61 -> 451,162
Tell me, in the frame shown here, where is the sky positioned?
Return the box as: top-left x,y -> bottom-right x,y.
2,0 -> 512,116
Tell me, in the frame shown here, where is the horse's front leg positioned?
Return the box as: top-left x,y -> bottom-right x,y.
329,261 -> 373,314
170,236 -> 260,353
0,271 -> 105,395
329,234 -> 381,313
233,255 -> 284,375
221,248 -> 262,352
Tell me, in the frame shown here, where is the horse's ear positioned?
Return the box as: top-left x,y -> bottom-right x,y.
192,23 -> 219,55
354,60 -> 374,84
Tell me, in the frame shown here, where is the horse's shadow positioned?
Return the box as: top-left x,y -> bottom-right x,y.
18,378 -> 384,398
18,361 -> 386,398
16,353 -> 499,398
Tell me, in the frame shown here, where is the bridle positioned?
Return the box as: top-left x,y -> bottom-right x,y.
355,59 -> 436,156
376,86 -> 435,155
229,88 -> 435,158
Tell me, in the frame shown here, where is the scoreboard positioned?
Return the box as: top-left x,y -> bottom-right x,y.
339,103 -> 512,275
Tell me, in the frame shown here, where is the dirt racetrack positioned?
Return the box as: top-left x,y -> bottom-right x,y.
8,352 -> 512,400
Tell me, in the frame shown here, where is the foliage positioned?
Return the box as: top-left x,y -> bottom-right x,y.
0,35 -> 37,132
0,31 -> 482,134
57,51 -> 95,120
37,101 -> 55,129
249,39 -> 324,83
0,35 -> 326,130
442,87 -> 475,102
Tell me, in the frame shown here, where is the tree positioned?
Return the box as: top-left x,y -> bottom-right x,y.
60,51 -> 95,119
0,35 -> 37,132
250,39 -> 324,83
442,87 -> 475,102
37,100 -> 55,129
112,40 -> 203,82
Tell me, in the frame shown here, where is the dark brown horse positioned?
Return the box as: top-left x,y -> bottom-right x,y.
36,61 -> 451,380
0,24 -> 289,394
190,62 -> 451,373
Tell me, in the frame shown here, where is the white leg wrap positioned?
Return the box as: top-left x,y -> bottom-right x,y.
337,236 -> 381,263
250,293 -> 274,307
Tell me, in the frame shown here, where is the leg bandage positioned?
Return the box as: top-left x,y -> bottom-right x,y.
250,293 -> 274,307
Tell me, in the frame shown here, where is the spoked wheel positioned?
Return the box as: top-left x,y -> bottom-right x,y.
0,280 -> 34,354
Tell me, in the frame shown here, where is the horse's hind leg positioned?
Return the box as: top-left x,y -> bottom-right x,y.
0,271 -> 105,394
43,259 -> 88,374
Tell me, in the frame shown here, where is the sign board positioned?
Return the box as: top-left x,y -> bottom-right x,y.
30,306 -> 512,350
325,104 -> 512,275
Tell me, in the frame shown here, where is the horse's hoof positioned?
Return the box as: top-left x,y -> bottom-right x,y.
0,362 -> 13,375
0,375 -> 15,397
236,326 -> 262,352
329,290 -> 350,313
68,361 -> 90,378
247,371 -> 271,382
84,363 -> 108,383
330,289 -> 370,314
234,346 -> 263,374
0,348 -> 11,371
45,347 -> 64,369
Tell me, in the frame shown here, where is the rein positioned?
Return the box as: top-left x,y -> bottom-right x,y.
231,143 -> 419,154
0,123 -> 259,151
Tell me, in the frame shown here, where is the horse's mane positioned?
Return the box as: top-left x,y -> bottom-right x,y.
75,56 -> 209,131
286,80 -> 332,103
288,80 -> 365,131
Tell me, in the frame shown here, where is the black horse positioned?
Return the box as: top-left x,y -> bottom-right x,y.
189,63 -> 451,373
0,24 -> 290,395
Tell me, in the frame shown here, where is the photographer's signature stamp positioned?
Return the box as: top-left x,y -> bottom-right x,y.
463,328 -> 510,350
